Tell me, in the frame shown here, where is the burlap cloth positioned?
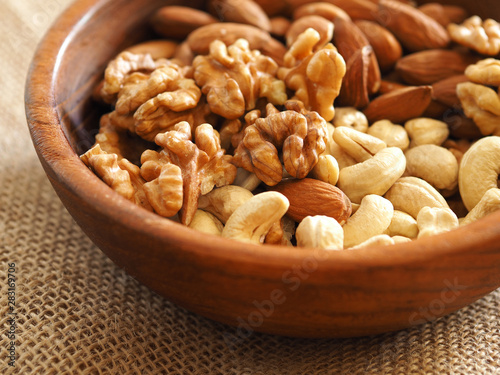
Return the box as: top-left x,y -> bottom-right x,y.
1,0 -> 500,373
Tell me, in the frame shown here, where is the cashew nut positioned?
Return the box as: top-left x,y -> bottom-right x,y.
198,185 -> 253,224
189,210 -> 224,236
333,127 -> 387,163
333,107 -> 369,133
367,120 -> 409,151
338,147 -> 406,204
405,118 -> 449,147
329,138 -> 357,170
343,195 -> 394,248
296,216 -> 344,250
417,207 -> 459,238
310,154 -> 340,185
461,188 -> 500,226
384,210 -> 419,239
459,136 -> 500,211
350,234 -> 395,249
404,144 -> 459,191
222,192 -> 289,244
384,177 -> 449,219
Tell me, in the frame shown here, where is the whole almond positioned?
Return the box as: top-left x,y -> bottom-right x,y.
288,0 -> 378,21
431,74 -> 469,108
395,49 -> 479,86
419,3 -> 468,26
337,46 -> 371,108
293,2 -> 351,22
286,15 -> 334,48
186,23 -> 286,65
271,178 -> 352,224
151,6 -> 218,40
208,0 -> 271,31
378,0 -> 450,52
363,86 -> 433,123
354,20 -> 403,72
125,40 -> 178,60
333,17 -> 381,95
253,0 -> 288,17
270,16 -> 291,37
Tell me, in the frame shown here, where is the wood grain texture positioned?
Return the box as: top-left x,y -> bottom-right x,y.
25,0 -> 500,338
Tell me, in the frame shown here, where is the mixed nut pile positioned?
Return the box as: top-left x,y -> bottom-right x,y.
82,0 -> 500,249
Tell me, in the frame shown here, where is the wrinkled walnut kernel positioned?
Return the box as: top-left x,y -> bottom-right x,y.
233,100 -> 328,185
193,38 -> 287,119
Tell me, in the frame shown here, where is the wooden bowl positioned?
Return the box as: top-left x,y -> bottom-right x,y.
25,0 -> 500,338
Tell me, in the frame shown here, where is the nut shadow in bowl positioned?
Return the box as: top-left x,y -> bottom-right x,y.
25,0 -> 500,338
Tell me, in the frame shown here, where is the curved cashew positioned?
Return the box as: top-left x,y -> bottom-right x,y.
367,120 -> 409,151
296,216 -> 344,250
198,185 -> 253,224
405,118 -> 449,147
333,107 -> 369,133
417,207 -> 459,238
459,136 -> 500,211
404,145 -> 459,191
189,210 -> 224,236
350,234 -> 395,249
384,177 -> 449,219
461,188 -> 500,226
343,195 -> 394,248
310,154 -> 340,185
384,210 -> 419,239
338,147 -> 406,204
333,127 -> 387,163
222,192 -> 289,244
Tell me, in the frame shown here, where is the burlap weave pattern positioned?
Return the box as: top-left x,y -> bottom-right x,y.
1,0 -> 500,373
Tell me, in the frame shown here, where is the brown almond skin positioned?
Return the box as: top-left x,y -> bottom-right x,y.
288,0 -> 378,21
186,23 -> 286,66
431,74 -> 469,108
271,178 -> 352,224
208,0 -> 271,31
270,16 -> 291,37
151,6 -> 218,40
354,20 -> 403,73
378,0 -> 450,52
125,40 -> 178,60
441,109 -> 483,140
253,0 -> 288,17
396,49 -> 480,86
333,17 -> 381,95
363,86 -> 433,123
422,100 -> 449,119
378,80 -> 408,95
419,3 -> 468,26
286,15 -> 334,47
442,5 -> 468,24
337,46 -> 371,108
293,2 -> 351,22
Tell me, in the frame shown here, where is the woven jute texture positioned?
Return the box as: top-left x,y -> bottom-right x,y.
1,0 -> 500,373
